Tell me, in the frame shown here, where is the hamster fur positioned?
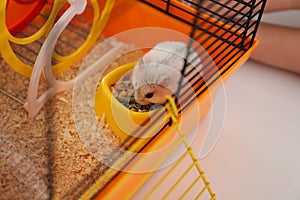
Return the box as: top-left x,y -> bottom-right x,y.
132,41 -> 201,105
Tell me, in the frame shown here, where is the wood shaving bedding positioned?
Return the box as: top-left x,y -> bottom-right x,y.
0,38 -> 144,199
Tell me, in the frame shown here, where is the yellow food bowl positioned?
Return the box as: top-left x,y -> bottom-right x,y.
94,62 -> 168,149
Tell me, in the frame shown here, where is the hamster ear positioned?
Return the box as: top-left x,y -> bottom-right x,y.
160,76 -> 172,87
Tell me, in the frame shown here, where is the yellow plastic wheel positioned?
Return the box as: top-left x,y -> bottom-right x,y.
0,0 -> 114,77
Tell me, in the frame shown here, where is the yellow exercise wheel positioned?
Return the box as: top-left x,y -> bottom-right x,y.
0,0 -> 115,77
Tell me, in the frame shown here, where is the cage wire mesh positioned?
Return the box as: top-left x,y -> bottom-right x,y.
10,1 -> 92,66
0,0 -> 267,199
114,0 -> 267,154
1,0 -> 107,78
27,2 -> 94,64
79,0 -> 266,199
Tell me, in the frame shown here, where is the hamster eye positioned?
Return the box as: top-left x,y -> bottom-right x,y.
145,93 -> 153,98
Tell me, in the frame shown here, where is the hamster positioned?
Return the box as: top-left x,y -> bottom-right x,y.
132,41 -> 201,105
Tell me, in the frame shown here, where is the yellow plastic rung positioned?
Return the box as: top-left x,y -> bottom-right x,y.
179,175 -> 201,199
162,162 -> 196,199
163,95 -> 217,199
143,150 -> 190,199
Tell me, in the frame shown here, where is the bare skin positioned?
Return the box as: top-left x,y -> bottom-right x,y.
263,0 -> 300,12
250,0 -> 300,74
195,0 -> 300,74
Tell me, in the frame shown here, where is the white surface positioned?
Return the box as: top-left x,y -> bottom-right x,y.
199,61 -> 300,200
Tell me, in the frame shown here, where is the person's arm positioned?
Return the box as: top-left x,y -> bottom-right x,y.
264,0 -> 300,12
250,0 -> 300,74
250,23 -> 300,74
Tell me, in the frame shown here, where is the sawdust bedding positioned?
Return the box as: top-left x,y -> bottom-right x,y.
0,40 -> 144,199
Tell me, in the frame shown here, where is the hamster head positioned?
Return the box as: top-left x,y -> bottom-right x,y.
132,59 -> 181,105
134,83 -> 174,105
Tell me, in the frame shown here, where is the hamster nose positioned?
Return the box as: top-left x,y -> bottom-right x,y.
145,93 -> 153,98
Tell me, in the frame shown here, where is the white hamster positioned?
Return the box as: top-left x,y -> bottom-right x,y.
132,41 -> 201,105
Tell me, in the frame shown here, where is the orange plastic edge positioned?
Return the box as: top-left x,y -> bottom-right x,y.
6,0 -> 46,34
